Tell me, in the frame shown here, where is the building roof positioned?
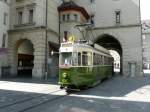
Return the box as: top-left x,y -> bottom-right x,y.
58,1 -> 90,20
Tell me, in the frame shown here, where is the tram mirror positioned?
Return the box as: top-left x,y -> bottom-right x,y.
51,50 -> 59,56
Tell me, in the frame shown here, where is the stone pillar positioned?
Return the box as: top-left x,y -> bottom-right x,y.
8,45 -> 18,77
32,52 -> 45,78
32,35 -> 46,79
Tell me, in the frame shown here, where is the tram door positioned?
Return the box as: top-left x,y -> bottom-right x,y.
18,54 -> 34,77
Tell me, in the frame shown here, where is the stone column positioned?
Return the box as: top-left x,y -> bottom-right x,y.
32,50 -> 45,78
32,32 -> 46,79
8,43 -> 18,77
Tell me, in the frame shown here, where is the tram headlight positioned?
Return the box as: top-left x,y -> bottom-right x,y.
62,73 -> 67,78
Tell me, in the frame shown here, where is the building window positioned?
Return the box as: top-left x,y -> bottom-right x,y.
3,13 -> 7,25
90,15 -> 95,25
115,10 -> 121,24
62,14 -> 65,21
74,14 -> 78,21
67,14 -> 70,21
4,0 -> 7,3
29,9 -> 34,23
63,31 -> 68,42
90,0 -> 95,3
2,34 -> 6,48
18,11 -> 23,24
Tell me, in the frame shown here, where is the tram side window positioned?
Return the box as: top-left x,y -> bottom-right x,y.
100,55 -> 103,65
98,55 -> 101,65
93,53 -> 97,65
78,52 -> 81,66
108,58 -> 111,65
102,56 -> 105,65
107,57 -> 109,65
104,57 -> 109,65
93,53 -> 103,65
109,58 -> 113,65
82,52 -> 92,66
97,55 -> 99,65
82,52 -> 88,66
104,57 -> 106,65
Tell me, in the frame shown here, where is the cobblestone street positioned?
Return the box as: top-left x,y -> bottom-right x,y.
0,75 -> 149,112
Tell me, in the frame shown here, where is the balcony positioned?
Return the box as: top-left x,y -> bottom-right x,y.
16,0 -> 24,2
14,22 -> 36,29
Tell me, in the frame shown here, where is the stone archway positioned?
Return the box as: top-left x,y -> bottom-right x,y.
17,39 -> 34,77
8,30 -> 47,78
8,37 -> 36,78
95,34 -> 123,74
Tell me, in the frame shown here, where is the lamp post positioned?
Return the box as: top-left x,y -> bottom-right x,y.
45,0 -> 48,79
58,11 -> 61,45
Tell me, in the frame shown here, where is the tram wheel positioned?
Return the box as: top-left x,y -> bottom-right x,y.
60,85 -> 64,89
66,88 -> 71,94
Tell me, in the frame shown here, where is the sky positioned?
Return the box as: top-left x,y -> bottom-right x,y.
140,0 -> 150,20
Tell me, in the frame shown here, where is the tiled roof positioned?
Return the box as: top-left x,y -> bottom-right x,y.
58,1 -> 79,10
58,1 -> 90,20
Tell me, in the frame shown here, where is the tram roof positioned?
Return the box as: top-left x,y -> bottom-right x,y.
60,42 -> 112,57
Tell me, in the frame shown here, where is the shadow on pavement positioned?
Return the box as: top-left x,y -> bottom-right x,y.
0,74 -> 149,112
75,74 -> 150,97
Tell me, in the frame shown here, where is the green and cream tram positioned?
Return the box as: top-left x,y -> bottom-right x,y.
58,41 -> 113,91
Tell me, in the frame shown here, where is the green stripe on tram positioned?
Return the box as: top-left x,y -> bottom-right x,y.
59,65 -> 112,88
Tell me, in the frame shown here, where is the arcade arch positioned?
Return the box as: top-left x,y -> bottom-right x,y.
16,39 -> 34,77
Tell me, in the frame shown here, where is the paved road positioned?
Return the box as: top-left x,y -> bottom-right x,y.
0,75 -> 150,112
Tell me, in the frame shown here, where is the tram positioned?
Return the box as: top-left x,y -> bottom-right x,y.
58,40 -> 113,91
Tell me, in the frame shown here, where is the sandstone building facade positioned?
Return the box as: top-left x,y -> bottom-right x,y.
8,0 -> 61,78
0,0 -> 10,77
0,0 -> 143,78
142,20 -> 150,70
87,0 -> 142,76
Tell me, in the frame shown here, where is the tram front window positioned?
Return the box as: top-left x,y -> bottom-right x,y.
60,53 -> 72,66
72,52 -> 81,66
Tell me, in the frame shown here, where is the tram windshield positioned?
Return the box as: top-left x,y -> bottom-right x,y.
59,52 -> 92,66
60,52 -> 72,66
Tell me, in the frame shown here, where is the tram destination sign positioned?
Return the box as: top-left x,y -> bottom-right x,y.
61,43 -> 73,47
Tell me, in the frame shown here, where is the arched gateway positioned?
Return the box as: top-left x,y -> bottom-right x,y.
17,39 -> 34,77
87,26 -> 143,77
95,34 -> 122,74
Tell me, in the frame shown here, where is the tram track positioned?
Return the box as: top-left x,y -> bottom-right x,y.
19,92 -> 67,112
0,89 -> 67,112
